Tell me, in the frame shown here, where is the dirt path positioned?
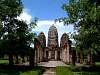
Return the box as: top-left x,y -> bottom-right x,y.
42,68 -> 56,75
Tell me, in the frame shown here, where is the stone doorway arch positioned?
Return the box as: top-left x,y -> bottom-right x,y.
57,51 -> 60,60
51,51 -> 55,60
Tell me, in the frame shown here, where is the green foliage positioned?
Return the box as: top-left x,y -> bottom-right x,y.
0,0 -> 23,52
0,0 -> 23,18
0,0 -> 37,66
0,0 -> 37,54
61,0 -> 99,56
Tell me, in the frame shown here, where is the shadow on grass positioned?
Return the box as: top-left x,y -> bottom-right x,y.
81,65 -> 100,72
73,72 -> 100,75
0,64 -> 44,75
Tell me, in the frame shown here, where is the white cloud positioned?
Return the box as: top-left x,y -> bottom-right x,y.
32,20 -> 74,46
36,20 -> 65,28
33,20 -> 74,33
17,9 -> 32,24
37,20 -> 54,27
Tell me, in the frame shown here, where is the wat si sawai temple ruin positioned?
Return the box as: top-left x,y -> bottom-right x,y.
34,25 -> 72,64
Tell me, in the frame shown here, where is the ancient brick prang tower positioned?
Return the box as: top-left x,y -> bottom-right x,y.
34,25 -> 72,64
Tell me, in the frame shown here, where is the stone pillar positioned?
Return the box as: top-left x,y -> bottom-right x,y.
76,53 -> 80,63
55,51 -> 57,60
62,48 -> 64,61
66,43 -> 70,63
62,43 -> 70,64
18,56 -> 22,64
79,50 -> 83,64
40,47 -> 43,62
35,48 -> 38,64
36,48 -> 39,63
48,51 -> 51,60
24,56 -> 28,62
13,56 -> 16,64
44,50 -> 46,60
69,54 -> 72,63
63,48 -> 67,63
34,50 -> 37,64
87,49 -> 93,65
60,49 -> 63,61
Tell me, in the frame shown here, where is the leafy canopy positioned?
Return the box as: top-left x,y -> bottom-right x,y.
61,0 -> 99,55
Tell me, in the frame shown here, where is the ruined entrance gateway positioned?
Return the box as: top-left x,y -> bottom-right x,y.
34,25 -> 72,64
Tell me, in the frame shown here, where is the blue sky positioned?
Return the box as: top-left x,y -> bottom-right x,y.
22,0 -> 68,20
18,0 -> 74,45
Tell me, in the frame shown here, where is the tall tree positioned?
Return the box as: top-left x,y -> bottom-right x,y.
0,0 -> 23,65
0,0 -> 37,66
61,0 -> 99,65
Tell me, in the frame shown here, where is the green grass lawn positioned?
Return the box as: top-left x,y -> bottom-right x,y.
56,66 -> 100,75
20,70 -> 40,75
95,62 -> 100,66
0,59 -> 44,75
0,59 -> 9,64
56,66 -> 73,75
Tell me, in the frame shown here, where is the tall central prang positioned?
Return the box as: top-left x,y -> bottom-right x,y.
48,24 -> 58,47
